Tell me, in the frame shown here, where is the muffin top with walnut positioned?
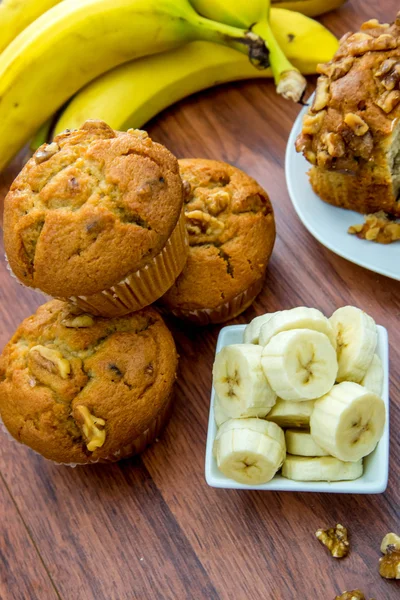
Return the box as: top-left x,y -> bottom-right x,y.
0,301 -> 177,464
3,120 -> 183,297
161,158 -> 275,311
296,15 -> 400,174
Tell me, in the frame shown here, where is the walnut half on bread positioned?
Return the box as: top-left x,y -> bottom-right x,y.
296,14 -> 400,217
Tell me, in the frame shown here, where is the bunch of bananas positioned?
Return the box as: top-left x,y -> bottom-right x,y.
0,0 -> 346,171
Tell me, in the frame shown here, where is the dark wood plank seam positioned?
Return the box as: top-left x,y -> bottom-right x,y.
134,459 -> 221,600
0,472 -> 64,600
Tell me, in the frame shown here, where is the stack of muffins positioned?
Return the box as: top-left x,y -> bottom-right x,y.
0,120 -> 275,465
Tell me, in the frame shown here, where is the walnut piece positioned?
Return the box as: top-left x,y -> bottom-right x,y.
379,531 -> 400,579
205,190 -> 230,216
375,89 -> 400,113
295,133 -> 312,153
34,142 -> 59,164
317,56 -> 354,81
316,150 -> 333,168
361,18 -> 389,30
316,523 -> 349,558
312,76 -> 330,111
304,150 -> 317,165
348,212 -> 400,244
29,345 -> 70,379
375,57 -> 398,77
74,405 -> 106,452
381,532 -> 400,553
185,210 -> 224,237
379,549 -> 400,579
344,113 -> 369,136
345,31 -> 397,56
323,132 -> 346,157
302,111 -> 325,135
62,314 -> 95,328
182,180 -> 192,202
334,591 -> 365,600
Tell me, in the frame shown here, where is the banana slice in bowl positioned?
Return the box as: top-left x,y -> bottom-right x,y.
285,429 -> 329,457
205,317 -> 389,493
266,398 -> 315,428
261,328 -> 338,401
282,455 -> 363,482
361,354 -> 384,396
310,382 -> 386,462
213,395 -> 229,427
213,344 -> 276,418
243,313 -> 276,345
329,306 -> 377,383
259,307 -> 336,348
213,419 -> 286,485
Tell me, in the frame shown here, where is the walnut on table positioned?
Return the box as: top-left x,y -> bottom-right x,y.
348,211 -> 400,244
316,523 -> 350,558
379,532 -> 400,579
334,590 -> 367,600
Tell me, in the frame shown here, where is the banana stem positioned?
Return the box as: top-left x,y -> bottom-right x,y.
193,15 -> 270,68
251,20 -> 307,102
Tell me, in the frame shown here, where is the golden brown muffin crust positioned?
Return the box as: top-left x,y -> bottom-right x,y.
295,14 -> 400,216
0,300 -> 177,464
4,121 -> 183,297
161,159 -> 275,311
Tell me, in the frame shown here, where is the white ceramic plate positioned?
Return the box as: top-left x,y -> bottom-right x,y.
205,324 -> 389,494
285,104 -> 400,281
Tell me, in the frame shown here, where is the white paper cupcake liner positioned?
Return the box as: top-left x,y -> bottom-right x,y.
161,276 -> 264,326
0,391 -> 173,467
68,210 -> 188,317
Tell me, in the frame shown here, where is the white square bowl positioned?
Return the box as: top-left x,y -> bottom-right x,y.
205,324 -> 389,494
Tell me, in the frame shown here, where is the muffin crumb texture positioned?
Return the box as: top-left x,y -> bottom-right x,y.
0,300 -> 177,464
3,120 -> 183,297
161,159 -> 275,314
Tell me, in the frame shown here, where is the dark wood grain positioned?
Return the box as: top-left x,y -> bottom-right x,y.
0,474 -> 60,600
0,1 -> 399,599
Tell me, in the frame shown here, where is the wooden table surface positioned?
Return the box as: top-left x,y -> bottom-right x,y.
1,2 -> 399,599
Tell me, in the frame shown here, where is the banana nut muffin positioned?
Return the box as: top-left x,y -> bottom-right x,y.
0,300 -> 177,464
3,120 -> 188,316
160,159 -> 275,325
296,14 -> 400,216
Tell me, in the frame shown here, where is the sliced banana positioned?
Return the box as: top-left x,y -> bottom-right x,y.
285,429 -> 329,457
361,354 -> 384,396
266,398 -> 315,428
261,329 -> 338,401
310,382 -> 386,462
329,306 -> 377,382
213,344 -> 276,419
243,313 -> 276,345
214,419 -> 286,485
259,307 -> 336,349
214,395 -> 229,427
282,455 -> 363,482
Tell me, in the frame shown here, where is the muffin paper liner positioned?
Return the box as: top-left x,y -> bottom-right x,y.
0,391 -> 174,467
161,276 -> 264,326
68,211 -> 188,317
92,391 -> 173,464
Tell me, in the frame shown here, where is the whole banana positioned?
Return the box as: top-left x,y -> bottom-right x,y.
0,0 -> 63,54
190,0 -> 306,100
0,0 -> 268,172
271,0 -> 347,18
55,11 -> 338,135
